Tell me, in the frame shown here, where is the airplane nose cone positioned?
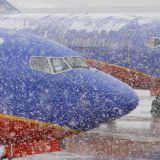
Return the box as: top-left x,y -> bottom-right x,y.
90,78 -> 138,130
60,68 -> 139,131
93,84 -> 139,124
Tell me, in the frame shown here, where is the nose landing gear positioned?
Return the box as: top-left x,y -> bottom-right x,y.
151,96 -> 160,118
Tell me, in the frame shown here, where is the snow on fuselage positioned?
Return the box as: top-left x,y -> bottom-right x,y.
0,14 -> 159,78
0,28 -> 139,145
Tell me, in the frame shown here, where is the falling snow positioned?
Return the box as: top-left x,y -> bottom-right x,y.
0,1 -> 160,160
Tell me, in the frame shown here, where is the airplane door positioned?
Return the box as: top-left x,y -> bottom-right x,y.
120,29 -> 136,67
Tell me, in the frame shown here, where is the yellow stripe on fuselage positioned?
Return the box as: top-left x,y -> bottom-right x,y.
0,113 -> 80,134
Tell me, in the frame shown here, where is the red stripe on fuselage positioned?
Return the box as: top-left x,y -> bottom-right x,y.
86,59 -> 159,93
4,139 -> 61,158
0,115 -> 78,145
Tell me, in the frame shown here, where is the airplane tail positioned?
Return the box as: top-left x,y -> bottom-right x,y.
0,0 -> 20,14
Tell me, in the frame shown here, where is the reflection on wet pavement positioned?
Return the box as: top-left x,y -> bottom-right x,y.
16,90 -> 160,160
65,90 -> 160,160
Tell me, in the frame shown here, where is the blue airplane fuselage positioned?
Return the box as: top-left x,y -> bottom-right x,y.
0,14 -> 159,78
0,28 -> 139,146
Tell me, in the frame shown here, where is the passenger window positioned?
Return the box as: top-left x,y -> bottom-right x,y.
50,58 -> 69,73
146,37 -> 160,48
30,57 -> 51,73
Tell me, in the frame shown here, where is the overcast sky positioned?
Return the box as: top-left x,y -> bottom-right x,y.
8,0 -> 160,8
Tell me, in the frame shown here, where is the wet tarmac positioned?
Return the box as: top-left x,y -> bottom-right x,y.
16,90 -> 160,160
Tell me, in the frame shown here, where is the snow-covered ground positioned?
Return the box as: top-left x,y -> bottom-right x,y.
15,90 -> 160,160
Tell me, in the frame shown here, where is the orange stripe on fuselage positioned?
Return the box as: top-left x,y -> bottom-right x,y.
86,59 -> 160,90
0,113 -> 80,145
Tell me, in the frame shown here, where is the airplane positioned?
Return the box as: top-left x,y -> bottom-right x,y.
0,0 -> 20,14
0,13 -> 159,115
0,28 -> 138,159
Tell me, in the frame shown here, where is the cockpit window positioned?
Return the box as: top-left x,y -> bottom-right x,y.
146,37 -> 160,48
30,56 -> 89,74
50,58 -> 70,73
30,57 -> 51,73
65,57 -> 89,69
